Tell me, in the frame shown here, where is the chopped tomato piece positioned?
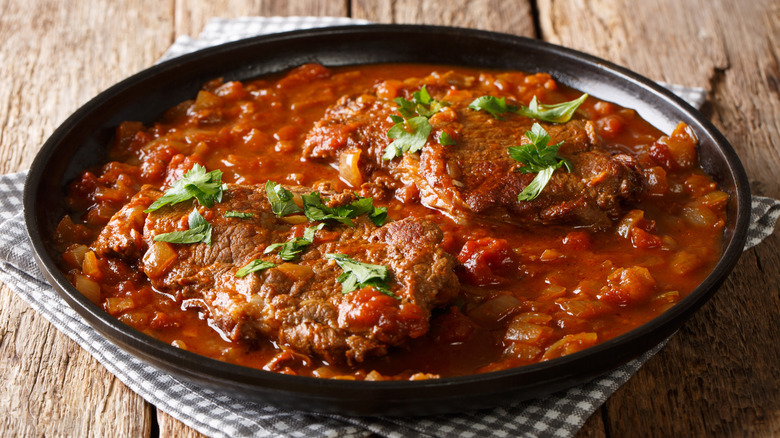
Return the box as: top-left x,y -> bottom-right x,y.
457,238 -> 517,286
599,266 -> 657,306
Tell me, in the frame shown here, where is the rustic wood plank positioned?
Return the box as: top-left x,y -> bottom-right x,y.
0,283 -> 153,436
0,0 -> 175,174
158,411 -> 209,438
0,0 -> 174,436
352,0 -> 535,37
703,0 -> 780,200
540,0 -> 780,436
576,409 -> 608,438
173,0 -> 348,38
538,0 -> 729,89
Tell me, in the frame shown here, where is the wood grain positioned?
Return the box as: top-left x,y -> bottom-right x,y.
0,0 -> 173,175
0,0 -> 174,435
158,410 -> 208,438
173,0 -> 348,38
352,0 -> 535,36
538,0 -> 729,89
539,0 -> 780,436
0,284 -> 154,437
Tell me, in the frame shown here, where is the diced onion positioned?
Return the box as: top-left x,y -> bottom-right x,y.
503,343 -> 542,361
700,190 -> 729,210
82,251 -> 102,280
280,215 -> 308,225
541,332 -> 598,361
62,244 -> 89,270
142,241 -> 178,278
276,263 -> 314,281
670,251 -> 703,275
338,149 -> 363,187
616,210 -> 645,238
664,122 -> 698,169
193,90 -> 222,110
504,321 -> 553,345
539,249 -> 563,262
105,297 -> 135,316
468,294 -> 523,328
73,274 -> 101,305
682,203 -> 719,228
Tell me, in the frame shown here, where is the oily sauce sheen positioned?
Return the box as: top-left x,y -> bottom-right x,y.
53,64 -> 727,380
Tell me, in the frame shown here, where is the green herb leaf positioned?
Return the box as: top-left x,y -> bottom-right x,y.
302,223 -> 322,241
235,259 -> 276,278
517,167 -> 555,201
393,96 -> 418,119
301,192 -> 352,226
384,86 -> 449,160
301,192 -> 385,227
383,116 -> 432,160
413,85 -> 432,105
265,181 -> 302,217
516,94 -> 588,123
225,211 -> 254,219
508,123 -> 573,201
264,223 -> 324,261
438,131 -> 457,146
145,164 -> 225,213
344,197 -> 374,217
369,206 -> 388,227
153,208 -> 212,245
468,94 -> 588,123
325,253 -> 395,297
467,95 -> 518,119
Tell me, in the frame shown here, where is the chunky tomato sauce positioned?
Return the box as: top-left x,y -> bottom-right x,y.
53,64 -> 727,379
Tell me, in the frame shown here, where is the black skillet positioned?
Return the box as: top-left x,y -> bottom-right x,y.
23,25 -> 751,416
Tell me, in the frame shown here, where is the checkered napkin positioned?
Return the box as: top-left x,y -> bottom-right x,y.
3,16 -> 779,438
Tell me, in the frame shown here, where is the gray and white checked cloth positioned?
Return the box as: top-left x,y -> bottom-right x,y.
2,16 -> 779,438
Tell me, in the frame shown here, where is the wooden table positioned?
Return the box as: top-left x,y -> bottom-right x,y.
1,1 -> 777,436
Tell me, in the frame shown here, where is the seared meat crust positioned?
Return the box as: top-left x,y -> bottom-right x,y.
95,184 -> 458,364
303,72 -> 645,229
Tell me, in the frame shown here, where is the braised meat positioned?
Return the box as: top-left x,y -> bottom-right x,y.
95,184 -> 458,364
303,72 -> 645,229
95,186 -> 161,259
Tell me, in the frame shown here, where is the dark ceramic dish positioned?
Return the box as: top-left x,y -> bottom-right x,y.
24,25 -> 750,416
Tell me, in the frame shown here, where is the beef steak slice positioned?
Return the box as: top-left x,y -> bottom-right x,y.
303,71 -> 645,229
96,183 -> 459,364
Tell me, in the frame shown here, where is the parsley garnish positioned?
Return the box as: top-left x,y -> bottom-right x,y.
225,211 -> 254,219
516,94 -> 588,123
468,93 -> 588,123
302,192 -> 387,227
264,224 -> 324,261
265,181 -> 302,217
438,131 -> 457,146
468,96 -> 518,119
325,253 -> 395,297
383,116 -> 432,160
383,86 -> 448,160
235,259 -> 276,278
145,164 -> 226,213
153,208 -> 212,245
369,206 -> 388,227
508,123 -> 573,201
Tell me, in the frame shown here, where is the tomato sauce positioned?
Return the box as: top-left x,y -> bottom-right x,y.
53,64 -> 727,379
